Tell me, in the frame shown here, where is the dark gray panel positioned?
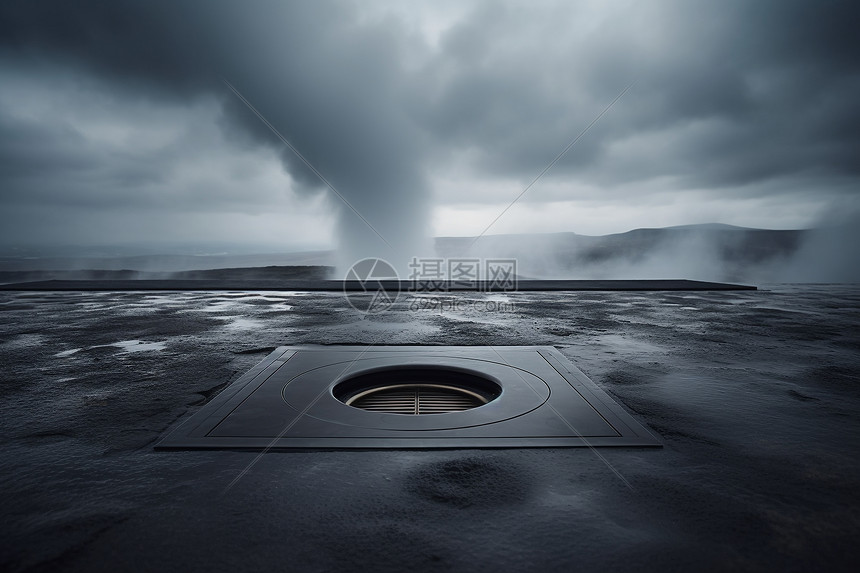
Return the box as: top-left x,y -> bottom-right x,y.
155,346 -> 661,449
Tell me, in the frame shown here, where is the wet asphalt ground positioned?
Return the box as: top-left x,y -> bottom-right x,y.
1,285 -> 858,572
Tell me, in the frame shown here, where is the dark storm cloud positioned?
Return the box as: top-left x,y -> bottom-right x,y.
0,0 -> 858,259
0,0 -> 431,266
413,0 -> 860,194
0,111 -> 91,182
0,1 -> 216,95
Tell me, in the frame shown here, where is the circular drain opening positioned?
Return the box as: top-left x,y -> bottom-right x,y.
333,368 -> 501,415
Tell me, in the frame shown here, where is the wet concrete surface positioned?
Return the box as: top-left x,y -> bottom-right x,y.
1,286 -> 858,571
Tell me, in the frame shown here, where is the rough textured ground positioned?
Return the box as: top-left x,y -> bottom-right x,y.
1,286 -> 858,572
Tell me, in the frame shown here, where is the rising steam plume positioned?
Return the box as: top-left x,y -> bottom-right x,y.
0,2 -> 433,274
2,0 -> 859,276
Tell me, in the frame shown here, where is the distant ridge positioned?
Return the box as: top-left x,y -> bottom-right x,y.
0,265 -> 333,285
0,224 -> 812,283
436,224 -> 806,282
0,250 -> 335,273
437,222 -> 793,240
664,223 -> 753,231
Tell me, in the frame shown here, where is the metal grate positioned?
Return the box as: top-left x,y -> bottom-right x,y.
346,384 -> 488,415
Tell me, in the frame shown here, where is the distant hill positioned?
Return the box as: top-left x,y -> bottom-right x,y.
2,223 -> 853,283
664,223 -> 753,231
0,250 -> 335,273
0,265 -> 334,285
435,225 -> 807,282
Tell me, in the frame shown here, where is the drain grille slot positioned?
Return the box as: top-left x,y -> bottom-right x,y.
334,367 -> 501,416
348,384 -> 487,415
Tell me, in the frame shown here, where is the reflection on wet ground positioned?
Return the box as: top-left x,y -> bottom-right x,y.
0,285 -> 858,571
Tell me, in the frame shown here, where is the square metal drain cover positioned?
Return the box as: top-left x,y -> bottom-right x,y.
156,346 -> 661,449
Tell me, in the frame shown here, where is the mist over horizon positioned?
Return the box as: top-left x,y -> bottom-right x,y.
2,220 -> 858,284
1,1 -> 859,278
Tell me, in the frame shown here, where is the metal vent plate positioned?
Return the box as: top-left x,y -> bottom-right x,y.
156,346 -> 661,450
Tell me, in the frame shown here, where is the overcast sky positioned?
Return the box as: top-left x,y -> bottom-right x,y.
1,0 -> 858,261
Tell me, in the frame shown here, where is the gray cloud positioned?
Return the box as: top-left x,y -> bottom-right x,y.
414,0 -> 860,192
0,0 -> 858,266
0,1 -> 432,269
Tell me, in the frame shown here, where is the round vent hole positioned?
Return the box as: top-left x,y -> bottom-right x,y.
334,368 -> 501,415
